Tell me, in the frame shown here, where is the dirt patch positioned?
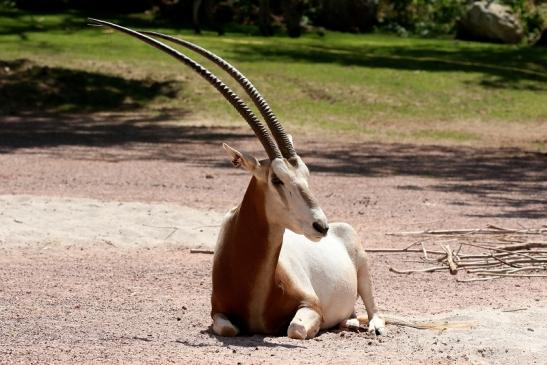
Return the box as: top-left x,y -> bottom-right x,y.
0,119 -> 546,363
0,195 -> 222,249
0,247 -> 545,364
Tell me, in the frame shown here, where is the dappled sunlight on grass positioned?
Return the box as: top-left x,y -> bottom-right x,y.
0,10 -> 545,149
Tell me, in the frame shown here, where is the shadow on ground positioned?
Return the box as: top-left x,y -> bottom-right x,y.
0,111 -> 253,161
228,43 -> 547,91
185,329 -> 306,349
0,59 -> 183,114
300,143 -> 546,220
1,109 -> 545,220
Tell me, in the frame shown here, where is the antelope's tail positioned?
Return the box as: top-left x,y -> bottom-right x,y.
357,314 -> 476,331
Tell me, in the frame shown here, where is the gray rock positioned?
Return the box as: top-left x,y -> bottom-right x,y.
458,1 -> 524,44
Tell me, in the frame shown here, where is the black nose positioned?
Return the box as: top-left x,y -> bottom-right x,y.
312,222 -> 329,235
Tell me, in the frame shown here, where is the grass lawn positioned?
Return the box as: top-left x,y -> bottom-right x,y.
1,10 -> 546,150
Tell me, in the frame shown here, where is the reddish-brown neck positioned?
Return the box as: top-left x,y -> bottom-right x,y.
232,176 -> 284,269
211,176 -> 285,330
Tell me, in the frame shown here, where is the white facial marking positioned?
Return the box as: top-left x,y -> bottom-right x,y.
267,158 -> 328,241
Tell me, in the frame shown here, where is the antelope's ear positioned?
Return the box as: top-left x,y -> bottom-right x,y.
222,143 -> 260,172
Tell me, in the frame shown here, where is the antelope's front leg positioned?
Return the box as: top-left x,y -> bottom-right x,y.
287,307 -> 321,340
358,251 -> 386,335
212,313 -> 239,337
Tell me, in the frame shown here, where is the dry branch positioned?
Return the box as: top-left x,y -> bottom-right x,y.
456,277 -> 499,283
190,249 -> 214,254
380,225 -> 547,281
496,242 -> 547,251
367,248 -> 446,255
441,244 -> 458,275
389,266 -> 446,274
477,273 -> 547,278
387,226 -> 546,236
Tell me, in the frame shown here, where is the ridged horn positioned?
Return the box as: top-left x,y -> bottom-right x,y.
140,30 -> 297,159
87,18 -> 282,160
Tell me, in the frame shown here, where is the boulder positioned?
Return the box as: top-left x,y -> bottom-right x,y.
457,1 -> 524,44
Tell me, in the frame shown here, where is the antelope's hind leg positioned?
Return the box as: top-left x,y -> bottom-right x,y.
287,307 -> 321,340
339,312 -> 360,331
212,313 -> 239,337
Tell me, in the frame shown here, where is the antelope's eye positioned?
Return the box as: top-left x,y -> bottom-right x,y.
271,175 -> 284,186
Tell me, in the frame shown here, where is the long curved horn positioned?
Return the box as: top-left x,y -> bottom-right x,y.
88,18 -> 282,160
140,31 -> 297,159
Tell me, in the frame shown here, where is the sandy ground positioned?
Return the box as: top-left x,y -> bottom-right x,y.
1,113 -> 546,364
0,195 -> 222,249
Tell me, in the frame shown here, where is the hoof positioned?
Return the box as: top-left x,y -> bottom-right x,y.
368,315 -> 386,336
287,322 -> 307,340
216,325 -> 238,337
212,314 -> 239,337
340,318 -> 360,331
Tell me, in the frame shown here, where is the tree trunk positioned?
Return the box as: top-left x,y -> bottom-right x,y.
259,0 -> 273,36
282,0 -> 304,38
317,0 -> 378,32
192,0 -> 202,34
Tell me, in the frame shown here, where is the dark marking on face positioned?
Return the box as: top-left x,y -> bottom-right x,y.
232,156 -> 241,167
271,174 -> 283,186
275,182 -> 289,207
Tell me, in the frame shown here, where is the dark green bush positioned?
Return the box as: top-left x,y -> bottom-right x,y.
503,0 -> 547,42
377,0 -> 466,37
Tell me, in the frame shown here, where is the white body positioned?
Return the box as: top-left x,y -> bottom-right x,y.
280,225 -> 359,329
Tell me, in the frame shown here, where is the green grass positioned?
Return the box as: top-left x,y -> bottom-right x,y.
1,10 -> 546,149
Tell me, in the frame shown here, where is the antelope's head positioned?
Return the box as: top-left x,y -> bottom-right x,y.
89,18 -> 329,240
223,142 -> 328,241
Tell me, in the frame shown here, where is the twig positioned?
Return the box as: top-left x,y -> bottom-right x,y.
477,273 -> 547,278
457,242 -> 540,261
190,249 -> 214,254
389,266 -> 446,274
490,253 -> 520,268
421,242 -> 430,261
441,244 -> 458,275
402,240 -> 422,251
469,266 -> 541,275
367,248 -> 445,255
454,244 -> 463,259
496,242 -> 547,251
164,227 -> 179,241
388,227 -> 546,236
456,277 -> 499,283
501,308 -> 527,313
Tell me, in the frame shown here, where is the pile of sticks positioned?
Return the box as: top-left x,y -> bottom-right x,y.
369,225 -> 547,282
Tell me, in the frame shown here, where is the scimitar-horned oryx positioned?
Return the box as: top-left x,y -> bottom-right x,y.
89,18 -> 385,339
